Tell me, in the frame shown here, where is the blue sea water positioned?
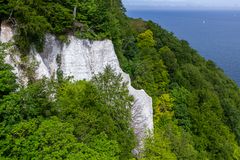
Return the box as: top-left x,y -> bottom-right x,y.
127,10 -> 240,85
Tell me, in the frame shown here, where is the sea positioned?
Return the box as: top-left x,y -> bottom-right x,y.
127,10 -> 240,86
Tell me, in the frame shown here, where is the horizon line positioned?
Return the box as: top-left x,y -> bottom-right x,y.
125,6 -> 240,11
126,8 -> 240,11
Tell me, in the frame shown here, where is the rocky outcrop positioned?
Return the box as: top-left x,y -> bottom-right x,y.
0,23 -> 29,85
60,37 -> 153,151
0,22 -> 13,43
0,23 -> 153,151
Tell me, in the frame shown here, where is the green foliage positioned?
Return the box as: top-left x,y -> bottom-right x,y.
1,1 -> 240,159
0,43 -> 17,98
151,94 -> 201,160
85,133 -> 121,160
171,87 -> 192,131
91,66 -> 136,159
1,117 -> 77,159
137,29 -> 156,49
55,67 -> 135,159
143,129 -> 177,160
0,67 -> 134,159
121,17 -> 240,159
0,117 -> 120,160
0,0 -> 125,51
131,47 -> 170,100
0,79 -> 55,126
159,46 -> 178,74
55,80 -> 105,141
91,66 -> 133,118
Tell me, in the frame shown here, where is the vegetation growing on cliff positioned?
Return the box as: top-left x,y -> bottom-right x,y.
0,58 -> 135,159
1,0 -> 240,159
0,0 -> 125,52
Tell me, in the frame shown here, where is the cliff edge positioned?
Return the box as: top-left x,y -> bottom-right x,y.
0,23 -> 153,152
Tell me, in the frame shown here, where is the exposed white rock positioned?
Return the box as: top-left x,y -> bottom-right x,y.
61,37 -> 122,80
0,22 -> 13,43
61,37 -> 154,150
4,51 -> 28,85
38,34 -> 61,79
31,49 -> 51,79
0,23 -> 28,85
0,23 -> 153,151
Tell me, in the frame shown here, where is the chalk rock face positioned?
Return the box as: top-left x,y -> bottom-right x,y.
32,34 -> 62,79
0,23 -> 153,150
62,37 -> 123,80
0,22 -> 13,43
0,23 -> 28,85
61,37 -> 154,149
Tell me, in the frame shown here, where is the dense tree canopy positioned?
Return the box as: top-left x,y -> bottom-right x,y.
0,51 -> 135,159
1,0 -> 240,159
0,0 -> 126,52
123,19 -> 240,159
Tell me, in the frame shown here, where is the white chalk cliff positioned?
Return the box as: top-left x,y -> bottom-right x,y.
0,23 -> 153,151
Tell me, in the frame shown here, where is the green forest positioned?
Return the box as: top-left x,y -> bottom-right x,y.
1,0 -> 240,159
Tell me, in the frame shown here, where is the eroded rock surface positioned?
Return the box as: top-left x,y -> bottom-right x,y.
0,23 -> 153,151
61,37 -> 153,150
0,22 -> 13,43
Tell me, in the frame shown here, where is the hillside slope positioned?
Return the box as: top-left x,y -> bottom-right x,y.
0,0 -> 240,159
